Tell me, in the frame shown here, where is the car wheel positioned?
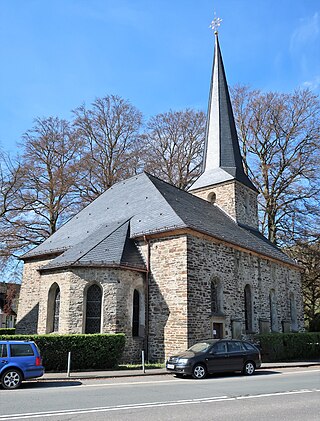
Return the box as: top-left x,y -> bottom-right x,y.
192,364 -> 207,379
1,369 -> 23,389
243,361 -> 255,376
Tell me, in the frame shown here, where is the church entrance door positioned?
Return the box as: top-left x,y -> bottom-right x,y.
212,322 -> 223,338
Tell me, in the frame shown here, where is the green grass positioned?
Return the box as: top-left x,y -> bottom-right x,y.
116,362 -> 165,370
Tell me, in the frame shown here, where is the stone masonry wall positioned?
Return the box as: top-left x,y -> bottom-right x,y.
17,260 -> 145,363
192,181 -> 259,229
187,234 -> 304,343
16,258 -> 52,334
147,235 -> 188,361
17,232 -> 304,366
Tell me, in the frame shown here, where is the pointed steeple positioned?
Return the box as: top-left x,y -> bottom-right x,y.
189,31 -> 256,192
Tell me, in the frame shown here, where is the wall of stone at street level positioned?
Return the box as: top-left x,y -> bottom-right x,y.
145,235 -> 188,362
192,181 -> 259,229
17,259 -> 146,363
16,232 -> 304,366
37,266 -> 146,363
16,258 -> 52,334
186,234 -> 304,344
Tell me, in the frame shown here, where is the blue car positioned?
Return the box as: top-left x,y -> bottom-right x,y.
0,340 -> 44,389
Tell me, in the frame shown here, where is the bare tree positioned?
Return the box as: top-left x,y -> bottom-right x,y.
2,117 -> 84,254
142,109 -> 206,189
73,95 -> 143,201
287,242 -> 320,330
0,151 -> 24,220
231,86 -> 320,245
3,282 -> 18,316
0,151 -> 26,267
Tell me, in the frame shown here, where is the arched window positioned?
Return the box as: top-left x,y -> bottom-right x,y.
208,192 -> 216,204
244,284 -> 253,332
53,288 -> 60,332
244,193 -> 250,215
132,289 -> 140,337
269,289 -> 277,332
290,293 -> 298,332
211,279 -> 223,315
47,283 -> 60,333
85,284 -> 102,334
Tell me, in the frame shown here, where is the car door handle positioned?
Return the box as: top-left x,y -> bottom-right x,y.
1,360 -> 8,364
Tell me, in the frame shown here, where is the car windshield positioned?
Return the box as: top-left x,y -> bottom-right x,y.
187,342 -> 211,353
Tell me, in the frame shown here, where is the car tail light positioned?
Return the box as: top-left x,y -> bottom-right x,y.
35,356 -> 42,366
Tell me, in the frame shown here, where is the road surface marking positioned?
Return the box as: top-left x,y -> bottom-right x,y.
0,389 -> 319,420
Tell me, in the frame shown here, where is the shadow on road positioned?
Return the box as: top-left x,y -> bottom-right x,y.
254,370 -> 281,376
172,370 -> 281,380
20,380 -> 83,389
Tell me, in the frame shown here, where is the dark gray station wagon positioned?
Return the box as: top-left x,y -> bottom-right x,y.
166,339 -> 261,379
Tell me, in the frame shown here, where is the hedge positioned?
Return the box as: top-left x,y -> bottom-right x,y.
0,328 -> 15,335
255,332 -> 320,362
0,333 -> 125,371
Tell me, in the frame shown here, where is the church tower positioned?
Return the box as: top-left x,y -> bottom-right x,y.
189,25 -> 259,229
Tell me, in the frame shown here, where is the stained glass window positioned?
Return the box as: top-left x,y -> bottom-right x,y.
53,288 -> 60,332
132,289 -> 140,337
269,289 -> 277,332
211,282 -> 218,314
85,284 -> 102,334
244,284 -> 252,332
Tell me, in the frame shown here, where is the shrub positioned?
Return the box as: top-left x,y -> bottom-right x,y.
0,333 -> 125,371
0,328 -> 15,335
255,332 -> 320,362
309,314 -> 320,332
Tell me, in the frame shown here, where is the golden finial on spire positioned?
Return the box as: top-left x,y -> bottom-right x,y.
209,13 -> 222,35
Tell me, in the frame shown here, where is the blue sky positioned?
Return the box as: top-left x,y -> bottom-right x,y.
0,0 -> 319,153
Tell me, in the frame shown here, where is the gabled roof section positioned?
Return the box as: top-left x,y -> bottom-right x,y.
147,175 -> 296,266
22,171 -> 297,268
189,33 -> 257,192
22,172 -> 186,260
40,220 -> 146,271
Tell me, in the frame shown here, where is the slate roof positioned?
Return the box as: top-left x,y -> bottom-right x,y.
189,33 -> 257,192
23,172 -> 297,268
40,220 -> 146,272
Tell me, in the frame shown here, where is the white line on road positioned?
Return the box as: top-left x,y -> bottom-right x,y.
65,368 -> 320,389
0,389 -> 319,420
3,368 -> 319,394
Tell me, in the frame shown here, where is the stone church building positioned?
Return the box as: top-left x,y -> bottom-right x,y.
16,32 -> 304,362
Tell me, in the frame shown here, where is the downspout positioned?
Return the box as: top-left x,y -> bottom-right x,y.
143,235 -> 150,361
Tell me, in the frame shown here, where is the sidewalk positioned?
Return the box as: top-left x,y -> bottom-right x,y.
42,360 -> 320,381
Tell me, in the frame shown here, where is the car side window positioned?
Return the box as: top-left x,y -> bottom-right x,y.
10,344 -> 34,357
212,342 -> 227,354
243,342 -> 256,351
227,341 -> 244,353
0,344 -> 8,358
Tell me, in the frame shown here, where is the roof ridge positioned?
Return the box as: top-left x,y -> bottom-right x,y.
71,219 -> 131,266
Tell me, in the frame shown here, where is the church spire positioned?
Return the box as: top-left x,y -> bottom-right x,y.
189,21 -> 256,193
189,16 -> 259,228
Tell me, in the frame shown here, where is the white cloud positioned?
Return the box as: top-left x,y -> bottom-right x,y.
290,12 -> 319,52
302,75 -> 320,91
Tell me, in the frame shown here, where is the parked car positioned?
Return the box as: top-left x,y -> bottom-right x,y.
0,340 -> 44,389
166,339 -> 261,379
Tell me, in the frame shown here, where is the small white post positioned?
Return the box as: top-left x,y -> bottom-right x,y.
67,351 -> 71,378
142,350 -> 145,373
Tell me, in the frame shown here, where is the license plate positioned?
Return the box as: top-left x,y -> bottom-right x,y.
167,364 -> 175,369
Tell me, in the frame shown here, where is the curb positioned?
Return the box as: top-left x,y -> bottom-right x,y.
42,371 -> 169,381
40,362 -> 320,382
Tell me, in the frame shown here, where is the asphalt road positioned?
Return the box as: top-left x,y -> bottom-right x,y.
0,367 -> 319,420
